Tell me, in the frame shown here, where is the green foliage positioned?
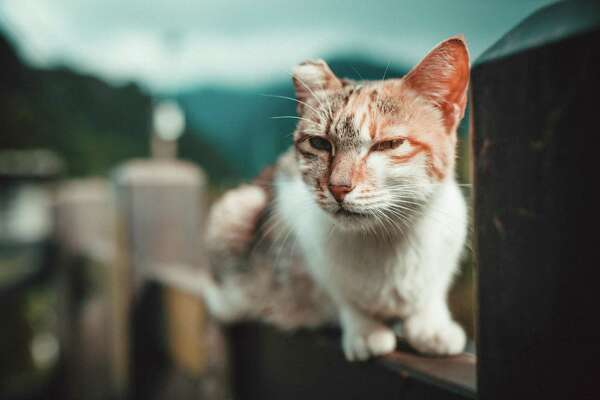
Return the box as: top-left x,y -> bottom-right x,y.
0,34 -> 230,180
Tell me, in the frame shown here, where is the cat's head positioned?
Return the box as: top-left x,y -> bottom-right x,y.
291,36 -> 469,232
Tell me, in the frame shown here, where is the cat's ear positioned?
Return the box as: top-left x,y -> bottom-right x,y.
404,36 -> 470,132
293,59 -> 342,106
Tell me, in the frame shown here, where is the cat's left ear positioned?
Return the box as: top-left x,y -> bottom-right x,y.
404,36 -> 470,132
293,59 -> 342,108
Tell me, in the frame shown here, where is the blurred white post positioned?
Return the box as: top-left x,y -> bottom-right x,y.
54,179 -> 124,400
114,160 -> 207,289
151,100 -> 185,159
113,153 -> 229,397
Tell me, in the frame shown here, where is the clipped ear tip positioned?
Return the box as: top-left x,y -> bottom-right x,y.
404,34 -> 471,118
292,58 -> 339,86
293,59 -> 329,75
299,58 -> 327,66
292,58 -> 340,102
447,34 -> 466,43
442,35 -> 470,61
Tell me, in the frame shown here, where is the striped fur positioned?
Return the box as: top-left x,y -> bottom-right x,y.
200,36 -> 470,360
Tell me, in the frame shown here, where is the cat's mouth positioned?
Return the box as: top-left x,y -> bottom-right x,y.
335,207 -> 368,218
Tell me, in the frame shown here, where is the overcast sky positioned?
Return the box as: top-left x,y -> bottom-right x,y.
0,0 -> 555,92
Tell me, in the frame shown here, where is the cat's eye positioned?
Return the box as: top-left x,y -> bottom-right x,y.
308,137 -> 332,152
371,138 -> 405,152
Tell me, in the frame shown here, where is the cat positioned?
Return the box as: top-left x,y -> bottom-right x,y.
199,36 -> 470,361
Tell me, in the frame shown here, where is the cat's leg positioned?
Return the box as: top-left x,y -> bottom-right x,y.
400,184 -> 467,355
402,296 -> 466,355
339,306 -> 397,361
196,272 -> 249,322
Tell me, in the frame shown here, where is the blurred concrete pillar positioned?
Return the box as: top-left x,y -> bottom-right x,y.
114,159 -> 206,287
114,159 -> 228,400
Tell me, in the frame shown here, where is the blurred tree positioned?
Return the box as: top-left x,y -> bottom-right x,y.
0,32 -> 232,181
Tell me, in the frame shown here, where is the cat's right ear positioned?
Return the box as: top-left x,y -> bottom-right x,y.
403,36 -> 470,132
293,59 -> 341,107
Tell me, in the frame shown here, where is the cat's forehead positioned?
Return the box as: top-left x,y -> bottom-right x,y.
325,81 -> 403,145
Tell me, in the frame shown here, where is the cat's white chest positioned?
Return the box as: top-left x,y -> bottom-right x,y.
325,236 -> 422,319
276,173 -> 466,321
280,198 -> 420,318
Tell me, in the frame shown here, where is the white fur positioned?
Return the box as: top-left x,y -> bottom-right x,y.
275,171 -> 467,360
202,40 -> 470,360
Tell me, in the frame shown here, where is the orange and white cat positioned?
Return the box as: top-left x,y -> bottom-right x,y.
200,36 -> 469,360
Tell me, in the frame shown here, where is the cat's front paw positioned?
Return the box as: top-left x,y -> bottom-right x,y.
342,326 -> 397,361
403,315 -> 466,356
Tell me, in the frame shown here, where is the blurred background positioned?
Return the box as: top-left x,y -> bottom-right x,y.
0,0 -> 555,181
0,1 -> 555,399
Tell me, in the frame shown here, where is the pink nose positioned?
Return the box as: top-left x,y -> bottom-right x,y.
329,184 -> 353,203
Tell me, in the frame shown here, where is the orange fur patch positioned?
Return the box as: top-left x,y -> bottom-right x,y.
369,122 -> 377,139
389,147 -> 425,164
405,138 -> 448,181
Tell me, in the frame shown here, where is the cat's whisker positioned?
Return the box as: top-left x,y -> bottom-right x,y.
356,193 -> 454,236
262,206 -> 314,261
271,115 -> 321,127
316,84 -> 334,119
346,188 -> 463,235
379,208 -> 406,242
261,93 -> 327,120
386,202 -> 466,238
374,61 -> 391,108
255,211 -> 285,246
375,210 -> 393,242
288,72 -> 333,119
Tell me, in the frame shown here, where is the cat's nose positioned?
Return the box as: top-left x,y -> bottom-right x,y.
328,184 -> 354,203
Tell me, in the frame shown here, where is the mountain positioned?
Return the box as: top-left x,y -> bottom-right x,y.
173,57 -> 410,180
0,32 -> 233,181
